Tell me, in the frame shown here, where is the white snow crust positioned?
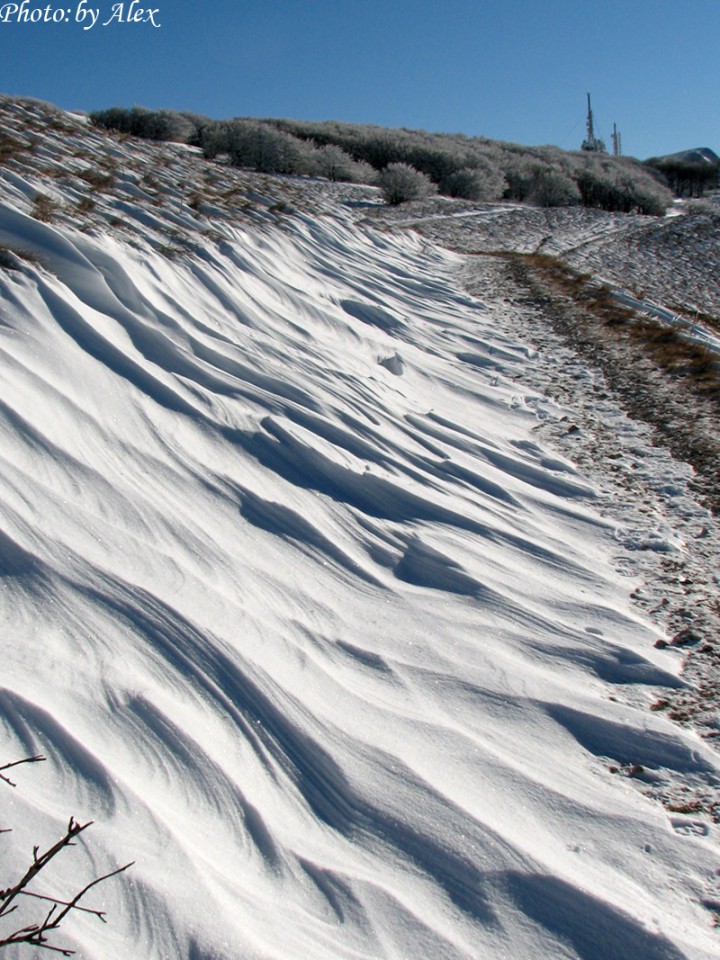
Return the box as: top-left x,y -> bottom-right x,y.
1,101 -> 719,960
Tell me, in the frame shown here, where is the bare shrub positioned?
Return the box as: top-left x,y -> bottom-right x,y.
0,245 -> 44,272
0,756 -> 132,956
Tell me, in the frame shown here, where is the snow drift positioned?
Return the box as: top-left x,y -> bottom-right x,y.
0,104 -> 719,960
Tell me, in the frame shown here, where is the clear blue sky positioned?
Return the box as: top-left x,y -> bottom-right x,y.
1,0 -> 718,159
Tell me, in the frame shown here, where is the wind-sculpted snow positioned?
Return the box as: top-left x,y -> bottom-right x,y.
1,140 -> 719,960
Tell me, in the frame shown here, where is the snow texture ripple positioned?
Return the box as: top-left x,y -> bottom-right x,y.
0,105 -> 719,960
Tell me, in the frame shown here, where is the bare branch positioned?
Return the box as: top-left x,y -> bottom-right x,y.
46,861 -> 134,928
0,920 -> 76,954
0,818 -> 91,920
0,756 -> 131,954
19,890 -> 108,919
0,858 -> 134,951
0,756 -> 46,789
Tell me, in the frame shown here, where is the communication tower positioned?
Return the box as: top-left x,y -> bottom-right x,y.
581,93 -> 607,153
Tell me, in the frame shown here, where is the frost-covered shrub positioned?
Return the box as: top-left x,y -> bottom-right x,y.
686,198 -> 720,219
503,155 -> 537,201
358,131 -> 412,170
441,160 -> 506,201
178,112 -> 213,147
311,143 -> 376,183
527,167 -> 581,207
197,120 -> 316,175
87,102 -> 675,214
199,120 -> 233,159
347,158 -> 377,185
628,180 -> 673,216
378,163 -> 436,205
135,109 -> 196,143
577,158 -> 671,215
89,106 -> 133,133
90,107 -> 196,143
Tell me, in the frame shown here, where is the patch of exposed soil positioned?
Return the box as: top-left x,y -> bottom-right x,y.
504,253 -> 720,515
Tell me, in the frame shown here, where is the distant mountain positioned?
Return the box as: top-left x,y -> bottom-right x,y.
645,147 -> 720,196
649,146 -> 719,166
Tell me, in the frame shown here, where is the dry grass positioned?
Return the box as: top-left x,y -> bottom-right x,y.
516,251 -> 720,403
76,196 -> 96,215
77,166 -> 116,191
0,244 -> 44,270
30,192 -> 59,222
0,133 -> 25,164
0,246 -> 21,270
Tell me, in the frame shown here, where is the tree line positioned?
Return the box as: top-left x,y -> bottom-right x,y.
645,154 -> 720,198
89,106 -> 674,214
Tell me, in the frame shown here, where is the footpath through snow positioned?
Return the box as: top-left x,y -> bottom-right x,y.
0,97 -> 719,960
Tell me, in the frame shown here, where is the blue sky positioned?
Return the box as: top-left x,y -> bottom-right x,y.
1,0 -> 718,159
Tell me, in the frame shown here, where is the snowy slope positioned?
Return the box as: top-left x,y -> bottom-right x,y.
379,197 -> 720,322
1,99 -> 719,960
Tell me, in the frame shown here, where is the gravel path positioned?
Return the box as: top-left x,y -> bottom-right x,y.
459,252 -> 720,801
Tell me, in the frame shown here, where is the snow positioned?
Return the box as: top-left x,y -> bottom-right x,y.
1,97 -> 719,960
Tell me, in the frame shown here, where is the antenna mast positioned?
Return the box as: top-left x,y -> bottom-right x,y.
581,93 -> 607,153
586,93 -> 595,142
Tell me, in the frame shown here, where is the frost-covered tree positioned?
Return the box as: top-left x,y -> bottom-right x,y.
645,155 -> 720,198
378,163 -> 436,205
441,159 -> 507,201
90,107 -> 195,143
311,144 -> 375,183
527,166 -> 581,207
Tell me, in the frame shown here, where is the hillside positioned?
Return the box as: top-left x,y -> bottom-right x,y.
89,105 -> 677,215
1,95 -> 719,960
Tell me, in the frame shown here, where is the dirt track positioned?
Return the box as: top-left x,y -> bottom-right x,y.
458,250 -> 720,769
